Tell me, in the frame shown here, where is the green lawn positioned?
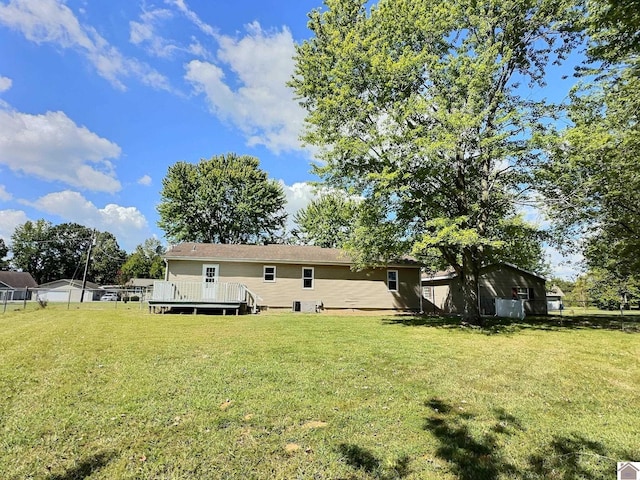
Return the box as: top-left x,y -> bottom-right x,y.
1,307 -> 638,479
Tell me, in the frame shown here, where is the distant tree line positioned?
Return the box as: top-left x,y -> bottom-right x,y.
2,220 -> 164,285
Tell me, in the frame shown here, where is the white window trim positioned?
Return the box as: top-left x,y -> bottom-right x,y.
263,265 -> 276,283
513,286 -> 530,300
302,267 -> 314,290
387,269 -> 399,292
202,264 -> 219,283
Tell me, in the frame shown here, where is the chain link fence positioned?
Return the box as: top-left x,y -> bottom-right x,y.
1,286 -> 153,313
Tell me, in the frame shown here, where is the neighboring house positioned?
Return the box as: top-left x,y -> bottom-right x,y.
153,243 -> 422,313
546,285 -> 565,311
38,279 -> 102,302
422,263 -> 548,316
0,271 -> 38,301
125,278 -> 156,298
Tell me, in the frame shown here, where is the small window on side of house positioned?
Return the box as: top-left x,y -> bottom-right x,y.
263,265 -> 276,282
387,270 -> 398,291
512,286 -> 530,300
302,267 -> 314,289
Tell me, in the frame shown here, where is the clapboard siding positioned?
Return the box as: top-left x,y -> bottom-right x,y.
422,264 -> 548,315
166,259 -> 421,310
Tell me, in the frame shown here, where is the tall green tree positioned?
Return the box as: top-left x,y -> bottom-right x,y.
10,221 -> 125,285
90,231 -> 128,285
539,0 -> 639,281
10,219 -> 56,284
120,238 -> 165,282
293,192 -> 359,248
158,153 -> 287,244
291,0 -> 581,322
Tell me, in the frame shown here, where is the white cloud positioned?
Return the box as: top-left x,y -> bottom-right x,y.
166,0 -> 217,37
0,184 -> 12,201
29,190 -> 149,251
129,7 -> 179,58
137,175 -> 152,186
0,76 -> 12,92
184,22 -> 307,153
0,209 -> 28,240
0,108 -> 122,192
0,0 -> 171,91
280,181 -> 319,231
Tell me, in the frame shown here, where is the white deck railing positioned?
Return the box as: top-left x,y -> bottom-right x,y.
151,281 -> 248,303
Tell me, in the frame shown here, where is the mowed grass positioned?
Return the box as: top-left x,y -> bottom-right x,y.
0,307 -> 638,479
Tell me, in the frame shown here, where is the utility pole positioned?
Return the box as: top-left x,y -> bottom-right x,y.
80,230 -> 96,303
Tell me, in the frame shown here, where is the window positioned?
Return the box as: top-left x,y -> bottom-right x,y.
302,267 -> 314,289
387,270 -> 398,291
422,286 -> 433,300
263,265 -> 276,282
203,265 -> 218,283
512,287 -> 531,300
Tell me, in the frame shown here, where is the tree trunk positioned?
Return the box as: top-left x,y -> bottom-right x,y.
460,251 -> 483,325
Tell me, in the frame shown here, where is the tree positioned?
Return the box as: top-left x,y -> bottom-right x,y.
580,269 -> 640,310
90,231 -> 127,285
538,0 -> 639,283
484,215 -> 551,276
585,0 -> 640,68
157,153 -> 287,244
10,221 -> 126,285
291,0 -> 581,323
0,238 -> 9,270
120,238 -> 165,282
10,219 -> 56,284
293,192 -> 359,248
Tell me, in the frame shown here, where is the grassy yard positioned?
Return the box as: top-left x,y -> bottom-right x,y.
0,307 -> 638,479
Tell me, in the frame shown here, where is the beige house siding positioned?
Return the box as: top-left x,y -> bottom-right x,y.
167,259 -> 421,310
422,264 -> 547,316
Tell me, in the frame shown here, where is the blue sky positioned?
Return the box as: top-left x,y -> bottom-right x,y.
0,0 -> 582,278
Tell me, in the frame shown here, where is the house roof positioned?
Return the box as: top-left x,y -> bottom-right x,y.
422,262 -> 546,282
125,278 -> 156,287
165,243 -> 420,267
38,279 -> 101,290
546,284 -> 565,297
0,271 -> 38,289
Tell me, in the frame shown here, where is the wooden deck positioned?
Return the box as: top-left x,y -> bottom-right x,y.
149,281 -> 258,315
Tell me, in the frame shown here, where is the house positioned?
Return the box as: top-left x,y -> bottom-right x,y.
546,285 -> 565,311
421,263 -> 548,316
150,243 -> 423,314
124,278 -> 156,299
0,271 -> 38,301
38,279 -> 102,302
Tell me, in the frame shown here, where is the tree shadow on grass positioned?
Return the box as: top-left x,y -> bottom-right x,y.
336,443 -> 410,479
424,398 -> 520,479
527,433 -> 630,480
424,397 -> 631,479
46,451 -> 114,480
383,314 -> 640,334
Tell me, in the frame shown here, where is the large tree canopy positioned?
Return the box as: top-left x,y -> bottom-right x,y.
539,0 -> 639,283
291,0 -> 580,322
158,153 -> 287,244
10,221 -> 126,285
293,192 -> 359,248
